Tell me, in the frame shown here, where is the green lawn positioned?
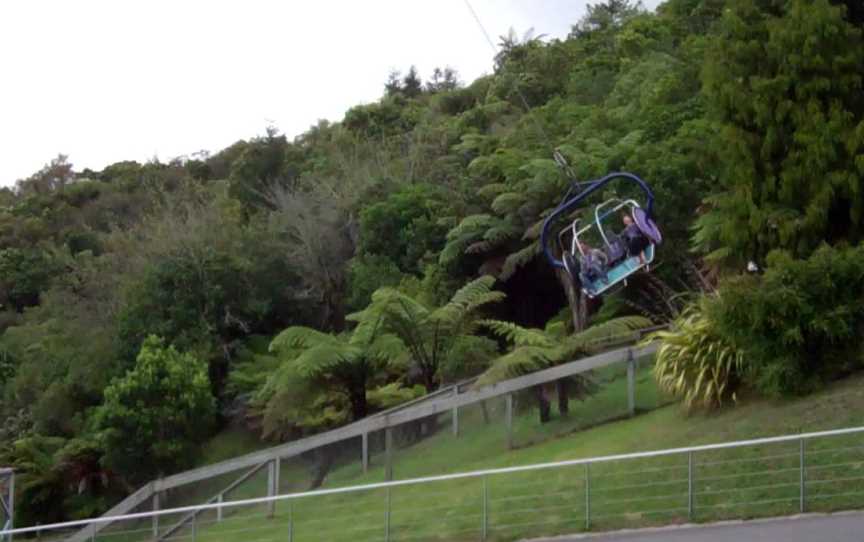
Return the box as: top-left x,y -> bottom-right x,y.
93,366 -> 864,542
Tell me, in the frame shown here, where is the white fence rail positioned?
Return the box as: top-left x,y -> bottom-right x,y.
4,426 -> 864,541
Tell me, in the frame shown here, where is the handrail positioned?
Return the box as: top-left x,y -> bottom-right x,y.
61,325 -> 664,542
5,424 -> 863,537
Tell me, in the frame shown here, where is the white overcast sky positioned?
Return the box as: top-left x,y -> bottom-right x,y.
0,0 -> 661,186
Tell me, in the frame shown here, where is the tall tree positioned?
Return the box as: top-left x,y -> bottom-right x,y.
15,155 -> 75,196
96,336 -> 215,484
694,0 -> 864,264
384,69 -> 402,97
402,66 -> 423,98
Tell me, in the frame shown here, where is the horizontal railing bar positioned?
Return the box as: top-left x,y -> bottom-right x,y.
807,475 -> 864,486
695,480 -> 800,496
157,460 -> 273,541
697,496 -> 800,509
695,450 -> 800,467
154,342 -> 659,490
394,526 -> 481,541
7,424 -> 864,537
808,460 -> 864,472
590,477 -> 689,493
591,506 -> 689,520
65,330 -> 662,541
695,467 -> 801,483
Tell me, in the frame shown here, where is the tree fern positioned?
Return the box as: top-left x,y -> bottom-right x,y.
360,275 -> 505,390
477,316 -> 653,387
264,320 -> 407,424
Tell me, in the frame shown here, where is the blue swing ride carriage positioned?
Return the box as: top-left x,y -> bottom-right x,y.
540,168 -> 663,298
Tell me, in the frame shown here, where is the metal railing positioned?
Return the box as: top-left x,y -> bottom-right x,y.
0,468 -> 12,542
5,425 -> 864,541
62,327 -> 665,542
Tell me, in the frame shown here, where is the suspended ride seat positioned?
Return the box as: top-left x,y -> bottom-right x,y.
604,232 -> 628,266
541,172 -> 662,299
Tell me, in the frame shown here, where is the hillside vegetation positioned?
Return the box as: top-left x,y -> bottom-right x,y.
1,0 -> 864,528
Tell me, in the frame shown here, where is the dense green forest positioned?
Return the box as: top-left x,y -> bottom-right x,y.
2,0 -> 864,527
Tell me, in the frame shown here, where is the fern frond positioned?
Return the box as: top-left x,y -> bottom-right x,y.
292,343 -> 359,378
466,240 -> 495,254
562,316 -> 653,356
432,276 -> 504,322
445,214 -> 495,241
479,319 -> 556,348
491,192 -> 527,216
366,333 -> 408,366
475,346 -> 554,386
270,326 -> 340,355
500,242 -> 541,280
522,218 -> 545,241
483,222 -> 521,244
476,183 -> 509,200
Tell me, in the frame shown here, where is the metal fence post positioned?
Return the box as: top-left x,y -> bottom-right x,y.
627,349 -> 636,417
800,438 -> 806,513
481,475 -> 488,541
216,494 -> 223,523
191,512 -> 197,542
688,451 -> 694,520
8,471 -> 14,542
452,386 -> 460,438
384,487 -> 391,542
505,393 -> 514,450
152,490 -> 160,538
385,428 -> 394,481
362,432 -> 369,473
266,459 -> 276,518
584,462 -> 591,530
287,500 -> 294,542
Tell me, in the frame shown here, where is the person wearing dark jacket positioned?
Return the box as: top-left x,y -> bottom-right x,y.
620,213 -> 647,265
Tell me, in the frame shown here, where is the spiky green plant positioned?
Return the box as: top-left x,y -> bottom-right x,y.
651,304 -> 744,410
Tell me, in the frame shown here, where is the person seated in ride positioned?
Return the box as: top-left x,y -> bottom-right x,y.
620,212 -> 648,265
578,241 -> 609,287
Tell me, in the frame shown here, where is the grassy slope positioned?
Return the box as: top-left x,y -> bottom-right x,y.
102,368 -> 864,542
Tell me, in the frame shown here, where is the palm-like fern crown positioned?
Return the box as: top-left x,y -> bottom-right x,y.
269,322 -> 406,380
347,275 -> 505,384
476,315 -> 652,386
439,152 -> 574,280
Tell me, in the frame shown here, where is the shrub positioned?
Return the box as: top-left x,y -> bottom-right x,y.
710,245 -> 864,396
652,303 -> 745,410
96,336 -> 215,483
